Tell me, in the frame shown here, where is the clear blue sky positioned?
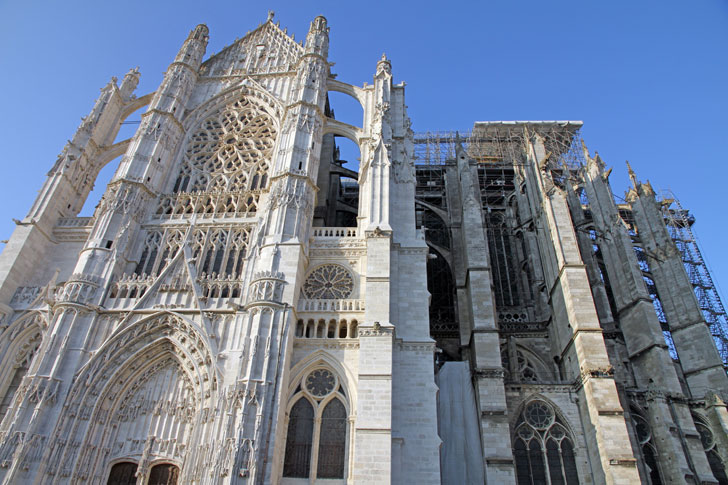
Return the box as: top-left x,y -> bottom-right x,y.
0,1 -> 726,302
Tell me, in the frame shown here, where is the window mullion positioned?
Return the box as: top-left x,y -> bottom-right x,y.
346,415 -> 355,481
541,436 -> 552,485
310,411 -> 322,483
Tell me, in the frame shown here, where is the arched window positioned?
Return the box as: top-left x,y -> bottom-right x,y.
426,249 -> 457,339
283,368 -> 349,481
514,400 -> 579,485
147,463 -> 180,485
694,415 -> 728,485
318,398 -> 347,478
283,398 -> 314,478
631,407 -> 663,484
106,461 -> 137,485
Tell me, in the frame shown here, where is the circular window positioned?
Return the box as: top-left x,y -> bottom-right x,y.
525,401 -> 553,429
305,369 -> 336,397
517,426 -> 534,440
302,264 -> 354,299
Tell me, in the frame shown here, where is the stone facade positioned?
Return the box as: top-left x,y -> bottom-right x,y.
0,13 -> 726,485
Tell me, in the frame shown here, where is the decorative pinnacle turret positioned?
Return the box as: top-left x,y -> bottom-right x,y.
173,24 -> 209,67
267,10 -> 275,22
120,67 -> 140,99
305,15 -> 329,56
626,160 -> 638,188
376,53 -> 392,76
309,15 -> 328,33
190,24 -> 209,41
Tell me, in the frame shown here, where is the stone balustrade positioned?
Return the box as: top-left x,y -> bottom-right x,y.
311,227 -> 359,238
56,217 -> 94,228
297,299 -> 365,312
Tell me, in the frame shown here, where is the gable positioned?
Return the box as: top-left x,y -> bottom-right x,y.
200,20 -> 304,77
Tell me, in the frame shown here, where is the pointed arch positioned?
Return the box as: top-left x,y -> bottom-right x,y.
512,345 -> 552,383
287,350 -> 357,406
71,343 -> 200,482
512,395 -> 580,485
41,313 -> 220,480
283,354 -> 353,481
0,312 -> 45,424
182,78 -> 284,133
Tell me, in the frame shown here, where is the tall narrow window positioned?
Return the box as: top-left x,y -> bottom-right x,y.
283,368 -> 349,481
317,398 -> 347,478
513,400 -> 579,485
283,398 -> 315,478
631,407 -> 663,484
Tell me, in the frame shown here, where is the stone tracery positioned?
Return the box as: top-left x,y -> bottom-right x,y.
301,264 -> 354,300
161,96 -> 277,219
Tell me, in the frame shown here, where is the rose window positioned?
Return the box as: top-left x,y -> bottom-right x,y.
525,401 -> 553,429
172,97 -> 276,195
302,265 -> 353,299
305,369 -> 336,397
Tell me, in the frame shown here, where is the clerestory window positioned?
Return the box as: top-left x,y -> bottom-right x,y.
282,368 -> 349,481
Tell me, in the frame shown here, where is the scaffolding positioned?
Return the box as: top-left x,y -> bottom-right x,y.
413,121 -> 586,168
659,191 -> 728,366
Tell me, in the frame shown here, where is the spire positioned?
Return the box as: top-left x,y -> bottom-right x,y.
626,160 -> 638,189
267,10 -> 275,22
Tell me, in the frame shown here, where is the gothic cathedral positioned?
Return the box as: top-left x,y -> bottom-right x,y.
0,14 -> 727,485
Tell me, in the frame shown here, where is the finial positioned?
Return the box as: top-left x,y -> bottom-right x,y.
267,10 -> 275,22
381,53 -> 387,61
626,160 -> 638,188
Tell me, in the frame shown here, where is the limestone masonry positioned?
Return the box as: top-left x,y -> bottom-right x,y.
0,14 -> 727,485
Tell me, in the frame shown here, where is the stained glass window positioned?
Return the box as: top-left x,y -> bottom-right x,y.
305,369 -> 336,397
317,398 -> 347,478
302,265 -> 353,299
514,400 -> 579,485
283,399 -> 314,478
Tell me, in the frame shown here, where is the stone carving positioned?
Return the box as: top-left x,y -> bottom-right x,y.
10,287 -> 41,306
301,264 -> 353,299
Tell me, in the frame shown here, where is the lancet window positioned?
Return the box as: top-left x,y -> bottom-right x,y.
131,227 -> 251,280
159,96 -> 276,219
486,212 -> 521,308
513,399 -> 579,485
694,415 -> 728,485
283,368 -> 349,481
630,407 -> 663,484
